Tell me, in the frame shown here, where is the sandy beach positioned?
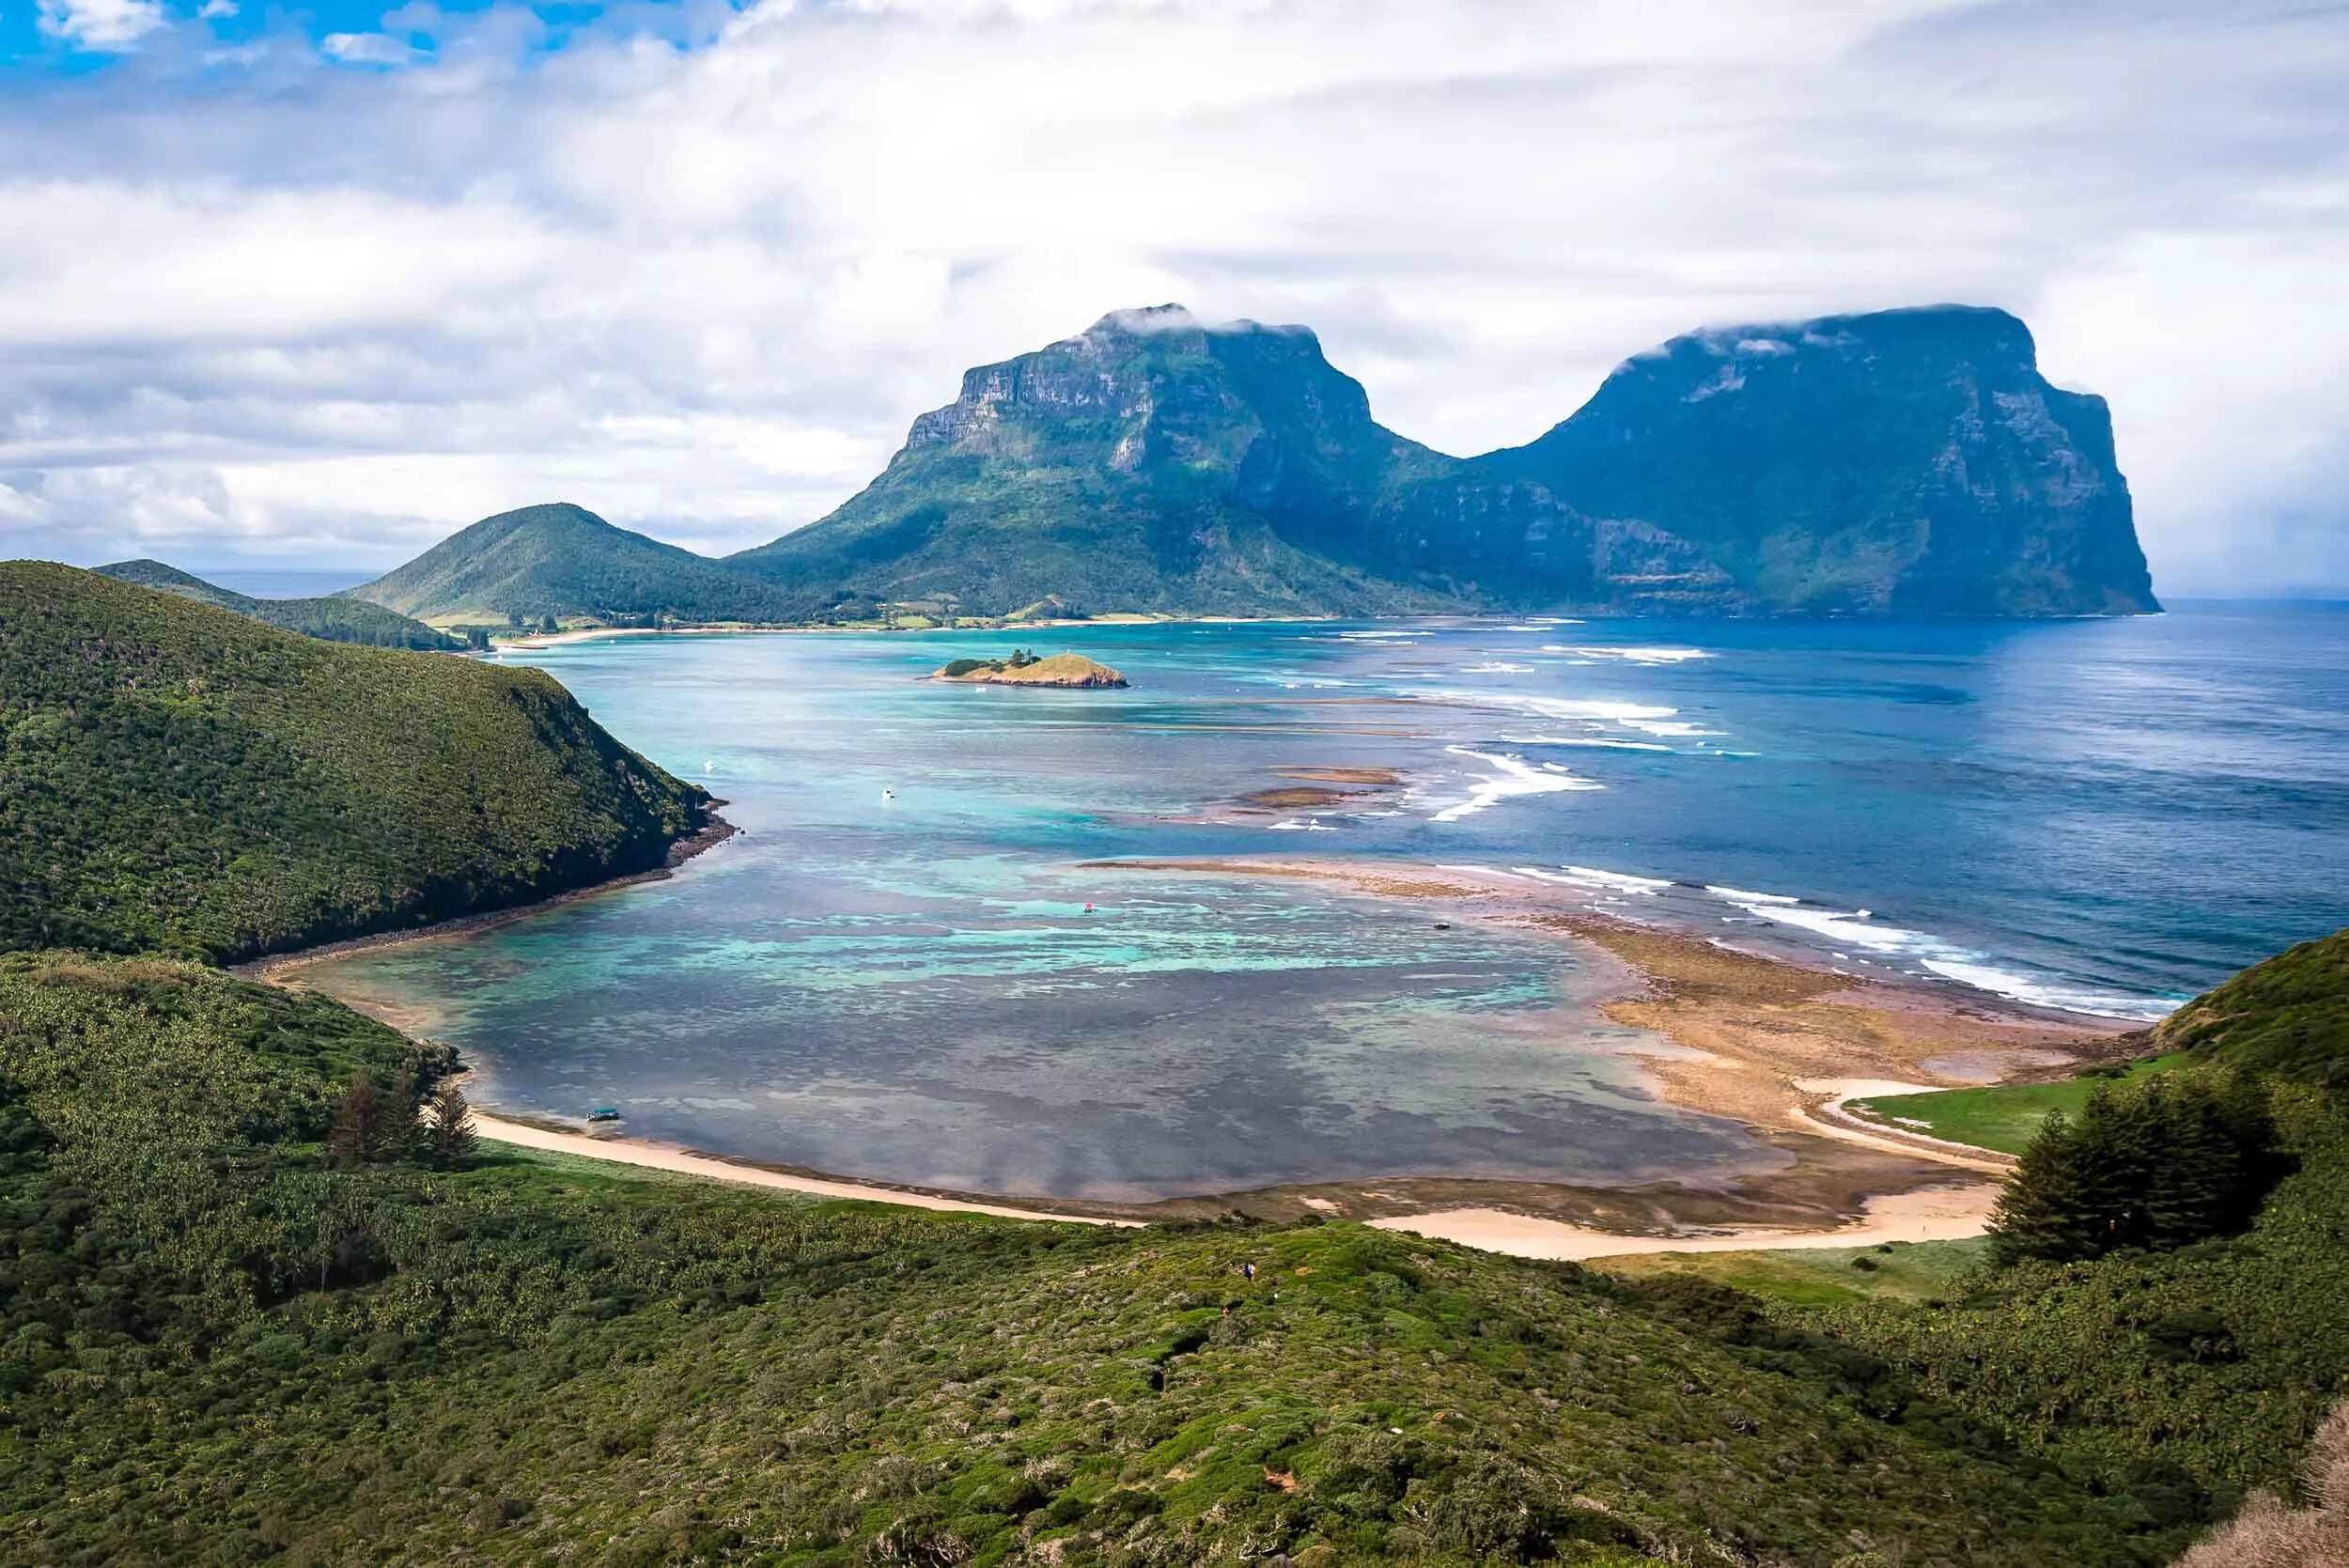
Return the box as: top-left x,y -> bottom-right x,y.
1370,1182 -> 2002,1261
474,1112 -> 1137,1226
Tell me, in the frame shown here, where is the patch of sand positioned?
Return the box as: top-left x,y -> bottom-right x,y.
1370,1183 -> 2002,1261
474,1113 -> 1138,1226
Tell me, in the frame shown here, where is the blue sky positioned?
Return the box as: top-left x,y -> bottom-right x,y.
0,0 -> 723,68
2,0 -> 2346,591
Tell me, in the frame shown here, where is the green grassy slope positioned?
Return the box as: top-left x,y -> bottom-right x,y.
0,563 -> 710,963
94,559 -> 459,650
1846,1055 -> 2189,1156
346,503 -> 801,624
0,955 -> 2204,1566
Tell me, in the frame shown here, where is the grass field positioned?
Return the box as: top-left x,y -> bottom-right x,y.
1846,1053 -> 2188,1155
1595,1236 -> 1994,1306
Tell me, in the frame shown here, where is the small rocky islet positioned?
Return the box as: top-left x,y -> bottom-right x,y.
930,649 -> 1128,687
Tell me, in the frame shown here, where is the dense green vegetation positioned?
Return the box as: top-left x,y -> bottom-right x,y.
0,955 -> 2241,1565
1985,1069 -> 2291,1264
2156,926 -> 2349,1099
1816,1086 -> 2349,1507
726,303 -> 2155,619
1846,1055 -> 2187,1157
345,503 -> 803,625
0,564 -> 709,963
93,559 -> 459,650
1802,931 -> 2349,1516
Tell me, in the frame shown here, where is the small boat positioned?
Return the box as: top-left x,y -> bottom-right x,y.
586,1106 -> 622,1124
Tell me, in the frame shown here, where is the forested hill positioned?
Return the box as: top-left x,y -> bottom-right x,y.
0,563 -> 712,963
343,503 -> 803,625
95,558 -> 459,650
725,303 -> 2157,620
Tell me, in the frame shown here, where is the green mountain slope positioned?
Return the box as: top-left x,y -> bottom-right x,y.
0,953 -> 2197,1566
94,558 -> 459,649
729,303 -> 2157,619
0,563 -> 711,963
343,503 -> 801,624
728,305 -> 1455,619
1472,306 -> 2158,615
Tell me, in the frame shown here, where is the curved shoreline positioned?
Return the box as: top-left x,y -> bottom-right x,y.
474,1112 -> 1139,1227
268,844 -> 2098,1260
237,809 -> 739,979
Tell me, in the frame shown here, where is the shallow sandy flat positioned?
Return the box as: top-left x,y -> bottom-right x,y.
1368,1183 -> 2003,1261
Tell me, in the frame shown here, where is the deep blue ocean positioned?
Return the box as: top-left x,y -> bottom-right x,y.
303,604 -> 2349,1200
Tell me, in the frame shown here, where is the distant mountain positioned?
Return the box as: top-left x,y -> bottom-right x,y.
344,503 -> 801,625
729,303 -> 2157,618
0,563 -> 713,963
726,304 -> 1452,619
96,558 -> 459,649
1470,306 -> 2158,615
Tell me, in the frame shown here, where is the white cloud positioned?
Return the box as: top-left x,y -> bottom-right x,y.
2,0 -> 2346,588
321,32 -> 419,66
36,0 -> 164,51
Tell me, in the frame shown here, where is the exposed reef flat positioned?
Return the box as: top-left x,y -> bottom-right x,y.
1082,854 -> 2141,1250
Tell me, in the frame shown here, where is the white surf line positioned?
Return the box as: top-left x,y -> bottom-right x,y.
474,1113 -> 1140,1225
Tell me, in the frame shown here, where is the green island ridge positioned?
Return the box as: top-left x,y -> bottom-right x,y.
1,554 -> 2344,1564
94,558 -> 459,651
0,563 -> 715,963
933,650 -> 1130,688
335,302 -> 2159,629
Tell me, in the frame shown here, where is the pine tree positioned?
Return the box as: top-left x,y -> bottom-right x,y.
1989,1110 -> 2096,1264
326,1070 -> 387,1164
422,1080 -> 476,1171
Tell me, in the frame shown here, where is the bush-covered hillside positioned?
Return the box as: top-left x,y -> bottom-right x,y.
1810,932 -> 2349,1511
2155,926 -> 2349,1100
94,559 -> 460,650
0,955 -> 2212,1566
0,563 -> 710,963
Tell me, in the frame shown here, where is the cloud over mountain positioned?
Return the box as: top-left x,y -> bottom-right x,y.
1,0 -> 2345,592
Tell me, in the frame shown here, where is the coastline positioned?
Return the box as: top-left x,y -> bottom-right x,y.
263,840 -> 2103,1260
236,807 -> 739,980
1370,1182 -> 2002,1262
473,1111 -> 1140,1227
487,612 -> 1331,653
1073,854 -> 2137,1251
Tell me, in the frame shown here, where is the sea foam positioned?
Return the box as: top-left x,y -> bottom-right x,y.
1430,747 -> 1602,822
1703,885 -> 2181,1020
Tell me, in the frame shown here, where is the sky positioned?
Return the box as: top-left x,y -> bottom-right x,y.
2,0 -> 2346,593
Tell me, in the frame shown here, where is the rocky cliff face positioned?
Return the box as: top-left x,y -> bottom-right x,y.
727,305 -> 1451,618
729,303 -> 2158,618
1471,306 -> 2157,614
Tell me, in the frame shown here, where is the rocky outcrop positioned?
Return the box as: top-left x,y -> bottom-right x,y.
932,653 -> 1128,688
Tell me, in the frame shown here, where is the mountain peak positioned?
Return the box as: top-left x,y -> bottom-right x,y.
1086,303 -> 1204,336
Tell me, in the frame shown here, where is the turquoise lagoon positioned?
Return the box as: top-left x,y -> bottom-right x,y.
303,605 -> 2349,1200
